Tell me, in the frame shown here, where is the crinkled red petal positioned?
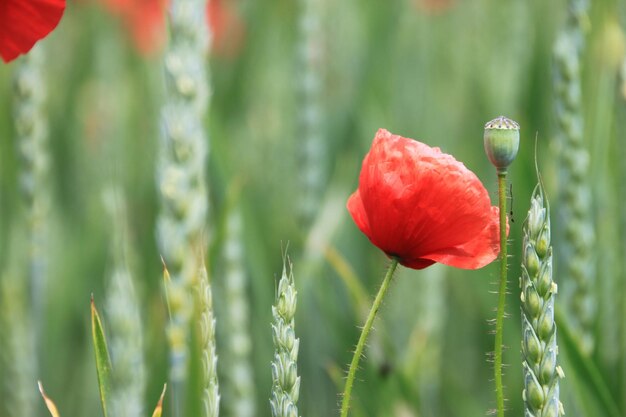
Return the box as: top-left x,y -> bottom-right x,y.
420,206 -> 503,269
347,129 -> 503,270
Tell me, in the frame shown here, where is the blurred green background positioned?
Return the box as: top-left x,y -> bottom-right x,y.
1,0 -> 625,416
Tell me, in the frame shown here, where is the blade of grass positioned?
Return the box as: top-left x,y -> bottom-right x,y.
555,307 -> 621,417
323,245 -> 369,317
161,258 -> 172,321
37,381 -> 60,417
91,295 -> 112,417
151,384 -> 167,417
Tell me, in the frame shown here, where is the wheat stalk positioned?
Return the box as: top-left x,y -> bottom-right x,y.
0,270 -> 36,417
553,0 -> 596,356
297,0 -> 326,225
2,43 -> 51,417
221,207 -> 255,417
270,259 -> 301,417
198,263 -> 220,417
102,189 -> 146,417
520,179 -> 564,417
14,44 -> 51,331
157,0 -> 211,408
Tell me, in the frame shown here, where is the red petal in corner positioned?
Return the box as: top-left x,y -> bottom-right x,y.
0,0 -> 66,63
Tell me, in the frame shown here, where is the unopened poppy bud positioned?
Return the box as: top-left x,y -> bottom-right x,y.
484,116 -> 520,172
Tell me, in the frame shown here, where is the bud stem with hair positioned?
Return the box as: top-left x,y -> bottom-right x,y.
484,116 -> 520,417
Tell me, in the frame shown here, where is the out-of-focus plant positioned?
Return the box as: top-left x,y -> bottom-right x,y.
553,0 -> 596,356
156,0 -> 211,413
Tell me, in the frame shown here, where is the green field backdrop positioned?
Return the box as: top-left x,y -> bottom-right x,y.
0,1 -> 625,416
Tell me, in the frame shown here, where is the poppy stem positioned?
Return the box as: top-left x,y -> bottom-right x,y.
494,171 -> 508,417
340,257 -> 399,417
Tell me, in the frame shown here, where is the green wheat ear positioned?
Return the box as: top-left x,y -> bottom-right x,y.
102,188 -> 146,417
0,269 -> 36,417
197,262 -> 220,417
553,0 -> 596,356
157,0 -> 211,410
221,206 -> 255,417
14,44 -> 51,320
270,257 -> 301,417
297,0 -> 327,226
520,172 -> 564,417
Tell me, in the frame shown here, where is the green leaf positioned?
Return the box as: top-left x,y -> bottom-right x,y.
38,381 -> 61,417
555,307 -> 622,417
151,384 -> 167,417
91,295 -> 112,417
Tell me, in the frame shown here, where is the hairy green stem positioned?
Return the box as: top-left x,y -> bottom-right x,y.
340,258 -> 398,417
494,172 -> 508,417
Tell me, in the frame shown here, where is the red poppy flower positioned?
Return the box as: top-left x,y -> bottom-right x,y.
0,0 -> 66,63
99,0 -> 243,57
414,0 -> 455,14
347,129 -> 503,270
206,0 -> 245,58
99,0 -> 167,56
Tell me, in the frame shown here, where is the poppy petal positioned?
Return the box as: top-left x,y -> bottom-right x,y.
421,206 -> 503,269
0,0 -> 66,63
346,190 -> 372,239
347,129 -> 502,270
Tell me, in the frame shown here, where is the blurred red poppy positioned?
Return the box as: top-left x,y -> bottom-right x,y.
206,0 -> 245,58
0,0 -> 66,63
99,0 -> 244,57
347,129 -> 503,270
100,0 -> 167,56
414,0 -> 455,14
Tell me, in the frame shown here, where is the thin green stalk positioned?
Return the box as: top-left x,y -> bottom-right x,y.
494,171 -> 508,417
340,258 -> 398,417
484,116 -> 519,417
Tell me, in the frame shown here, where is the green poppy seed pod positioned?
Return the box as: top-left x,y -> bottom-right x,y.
484,116 -> 520,173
